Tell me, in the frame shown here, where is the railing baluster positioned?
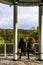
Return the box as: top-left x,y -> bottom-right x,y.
4,43 -> 6,57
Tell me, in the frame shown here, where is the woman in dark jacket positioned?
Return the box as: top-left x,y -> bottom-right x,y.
18,38 -> 26,59
26,37 -> 36,59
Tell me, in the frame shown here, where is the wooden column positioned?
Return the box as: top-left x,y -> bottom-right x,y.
13,4 -> 18,60
39,5 -> 43,60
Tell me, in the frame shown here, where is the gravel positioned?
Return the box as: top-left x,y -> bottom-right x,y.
0,56 -> 43,65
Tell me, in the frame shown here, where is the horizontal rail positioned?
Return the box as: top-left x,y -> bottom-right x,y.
16,52 -> 43,55
0,43 -> 13,44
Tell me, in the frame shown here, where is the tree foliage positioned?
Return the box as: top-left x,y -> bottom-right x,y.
0,29 -> 38,43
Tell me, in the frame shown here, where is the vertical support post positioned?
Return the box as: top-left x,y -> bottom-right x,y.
4,43 -> 6,57
39,6 -> 43,60
13,4 -> 18,60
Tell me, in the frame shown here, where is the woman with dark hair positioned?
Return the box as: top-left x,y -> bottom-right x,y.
26,37 -> 36,59
18,38 -> 26,59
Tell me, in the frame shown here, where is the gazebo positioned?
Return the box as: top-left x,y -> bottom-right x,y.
0,0 -> 43,61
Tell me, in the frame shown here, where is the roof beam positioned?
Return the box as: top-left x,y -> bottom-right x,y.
0,0 -> 43,6
0,0 -> 13,5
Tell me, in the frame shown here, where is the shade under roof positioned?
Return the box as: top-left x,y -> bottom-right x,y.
0,0 -> 42,6
0,0 -> 13,5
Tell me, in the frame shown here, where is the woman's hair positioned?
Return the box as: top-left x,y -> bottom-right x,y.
29,37 -> 35,43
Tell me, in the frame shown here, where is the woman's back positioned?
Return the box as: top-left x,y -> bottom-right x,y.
18,38 -> 26,52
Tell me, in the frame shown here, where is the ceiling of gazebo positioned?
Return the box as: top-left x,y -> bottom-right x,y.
0,0 -> 42,6
0,0 -> 13,5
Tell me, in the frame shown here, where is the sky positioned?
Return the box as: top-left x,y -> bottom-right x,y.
0,3 -> 39,29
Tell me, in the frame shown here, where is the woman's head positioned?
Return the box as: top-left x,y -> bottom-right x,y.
29,37 -> 35,44
20,38 -> 24,41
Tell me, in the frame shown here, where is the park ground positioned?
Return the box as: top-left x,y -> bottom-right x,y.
0,56 -> 43,65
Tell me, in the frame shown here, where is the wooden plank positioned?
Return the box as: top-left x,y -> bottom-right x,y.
0,0 -> 12,5
19,0 -> 39,3
0,0 -> 42,6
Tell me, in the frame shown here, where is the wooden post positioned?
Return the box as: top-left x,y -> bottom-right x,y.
13,4 -> 18,60
39,5 -> 43,60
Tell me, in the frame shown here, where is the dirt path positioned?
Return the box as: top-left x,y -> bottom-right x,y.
0,56 -> 43,65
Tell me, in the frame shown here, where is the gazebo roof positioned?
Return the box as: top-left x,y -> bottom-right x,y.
0,0 -> 42,6
0,0 -> 41,6
0,0 -> 13,5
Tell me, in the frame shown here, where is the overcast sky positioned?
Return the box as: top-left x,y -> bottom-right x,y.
0,3 -> 39,29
